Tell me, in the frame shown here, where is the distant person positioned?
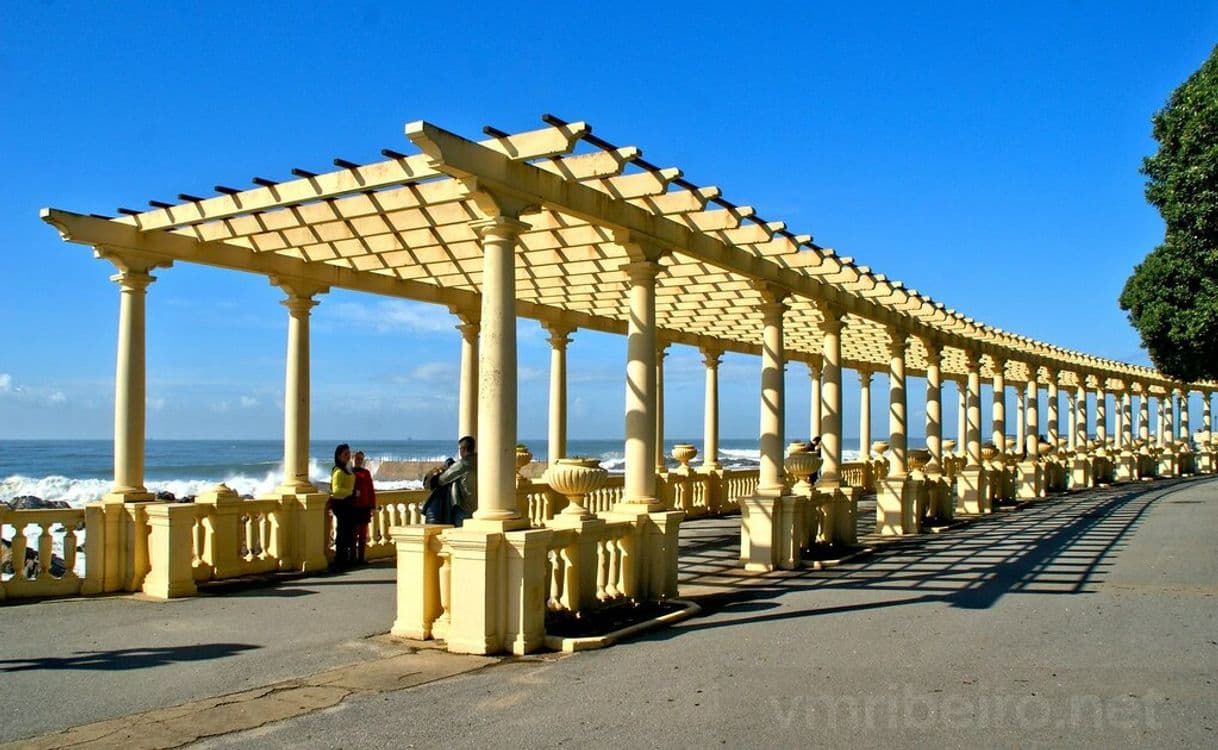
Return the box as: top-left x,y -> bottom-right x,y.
425,435 -> 477,527
351,451 -> 377,565
329,443 -> 356,571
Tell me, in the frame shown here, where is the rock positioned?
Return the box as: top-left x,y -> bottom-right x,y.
0,538 -> 67,578
46,500 -> 70,509
156,490 -> 176,502
8,495 -> 49,510
178,495 -> 196,504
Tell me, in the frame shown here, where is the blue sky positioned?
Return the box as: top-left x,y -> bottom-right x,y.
1,2 -> 1215,441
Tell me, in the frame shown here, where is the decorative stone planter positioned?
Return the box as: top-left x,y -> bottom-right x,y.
980,443 -> 998,462
515,444 -> 533,487
941,439 -> 957,455
871,441 -> 889,457
547,458 -> 608,518
1038,442 -> 1053,457
785,450 -> 822,494
672,443 -> 698,470
908,448 -> 931,472
1004,437 -> 1018,454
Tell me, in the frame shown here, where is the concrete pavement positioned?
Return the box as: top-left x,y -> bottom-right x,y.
4,477 -> 1217,748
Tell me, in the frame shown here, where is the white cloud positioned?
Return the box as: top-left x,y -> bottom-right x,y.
0,373 -> 10,392
240,396 -> 259,408
47,391 -> 67,405
148,397 -> 167,411
407,361 -> 458,384
329,300 -> 454,335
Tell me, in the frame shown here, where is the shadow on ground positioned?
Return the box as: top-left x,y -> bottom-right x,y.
0,643 -> 261,672
668,478 -> 1205,635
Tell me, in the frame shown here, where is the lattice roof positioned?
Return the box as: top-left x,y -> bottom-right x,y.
41,116 -> 1211,395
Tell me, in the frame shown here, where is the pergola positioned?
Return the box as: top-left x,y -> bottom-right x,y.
42,116 -> 1216,581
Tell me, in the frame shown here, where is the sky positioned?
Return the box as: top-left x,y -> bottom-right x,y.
1,1 -> 1216,442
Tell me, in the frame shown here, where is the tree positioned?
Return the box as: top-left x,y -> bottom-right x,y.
1119,44 -> 1218,382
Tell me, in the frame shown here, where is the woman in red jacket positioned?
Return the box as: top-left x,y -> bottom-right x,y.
351,451 -> 377,565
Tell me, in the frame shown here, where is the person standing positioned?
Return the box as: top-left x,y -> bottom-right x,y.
330,443 -> 356,571
351,450 -> 377,565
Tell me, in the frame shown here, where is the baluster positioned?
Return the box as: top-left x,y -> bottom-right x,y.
370,506 -> 382,545
561,544 -> 578,612
608,534 -> 624,598
63,523 -> 78,578
243,514 -> 255,560
596,538 -> 610,600
12,524 -> 29,580
437,543 -> 453,630
261,513 -> 272,560
193,513 -> 204,566
547,548 -> 563,611
38,522 -> 53,579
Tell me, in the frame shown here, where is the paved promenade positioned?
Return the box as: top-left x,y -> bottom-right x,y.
3,477 -> 1217,748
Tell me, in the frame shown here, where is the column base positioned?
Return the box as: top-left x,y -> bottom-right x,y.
1070,455 -> 1092,490
739,493 -> 806,571
922,470 -> 951,523
1157,451 -> 1177,478
876,475 -> 918,535
1017,460 -> 1042,499
102,490 -> 155,504
1115,451 -> 1137,482
955,466 -> 989,515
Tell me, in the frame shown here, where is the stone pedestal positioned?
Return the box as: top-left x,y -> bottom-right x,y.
1070,455 -> 1092,490
956,466 -> 988,515
876,475 -> 917,535
1115,451 -> 1137,482
141,503 -> 198,599
391,525 -> 448,641
1157,450 -> 1177,478
923,470 -> 950,523
1017,460 -> 1042,499
740,493 -> 805,571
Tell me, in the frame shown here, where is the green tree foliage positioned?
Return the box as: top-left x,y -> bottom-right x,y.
1120,45 -> 1218,382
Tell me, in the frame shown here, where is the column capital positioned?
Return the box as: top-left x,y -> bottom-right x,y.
885,327 -> 907,358
449,304 -> 480,327
815,301 -> 845,334
94,245 -> 173,276
613,229 -> 671,263
806,355 -> 823,375
755,299 -> 788,325
701,347 -> 723,369
751,280 -> 791,306
109,268 -> 156,293
620,259 -> 663,285
656,340 -> 671,359
469,211 -> 531,241
543,322 -> 575,350
988,354 -> 1007,375
922,338 -> 942,363
963,349 -> 982,371
857,368 -> 874,387
457,321 -> 481,343
270,274 -> 329,301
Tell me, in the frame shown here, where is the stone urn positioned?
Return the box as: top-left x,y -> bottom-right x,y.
672,443 -> 698,471
1004,437 -> 1018,454
871,440 -> 889,458
908,448 -> 932,472
785,450 -> 822,493
1038,442 -> 1053,458
515,444 -> 533,487
547,458 -> 608,518
980,442 -> 998,462
942,438 -> 957,455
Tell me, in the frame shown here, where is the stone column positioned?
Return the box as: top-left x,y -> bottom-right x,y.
1178,388 -> 1191,445
1071,379 -> 1091,489
815,304 -> 845,488
1202,391 -> 1214,473
809,359 -> 822,440
957,350 -> 988,514
108,265 -> 158,500
923,341 -> 947,520
1016,389 -> 1027,454
1096,385 -> 1108,451
1046,370 -> 1060,450
857,369 -> 873,463
470,216 -> 530,525
756,293 -> 789,497
701,348 -> 723,471
655,342 -> 669,471
1116,388 -> 1136,481
991,358 -> 1007,457
1159,390 -> 1178,476
877,329 -> 914,534
1067,390 -> 1077,451
956,379 -> 967,455
543,323 -> 574,466
923,343 -> 943,469
620,259 -> 662,510
1138,387 -> 1151,445
1019,375 -> 1042,499
456,315 -> 480,440
273,280 -> 326,493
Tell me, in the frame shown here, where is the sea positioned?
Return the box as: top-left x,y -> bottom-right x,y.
1,439 -> 863,508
